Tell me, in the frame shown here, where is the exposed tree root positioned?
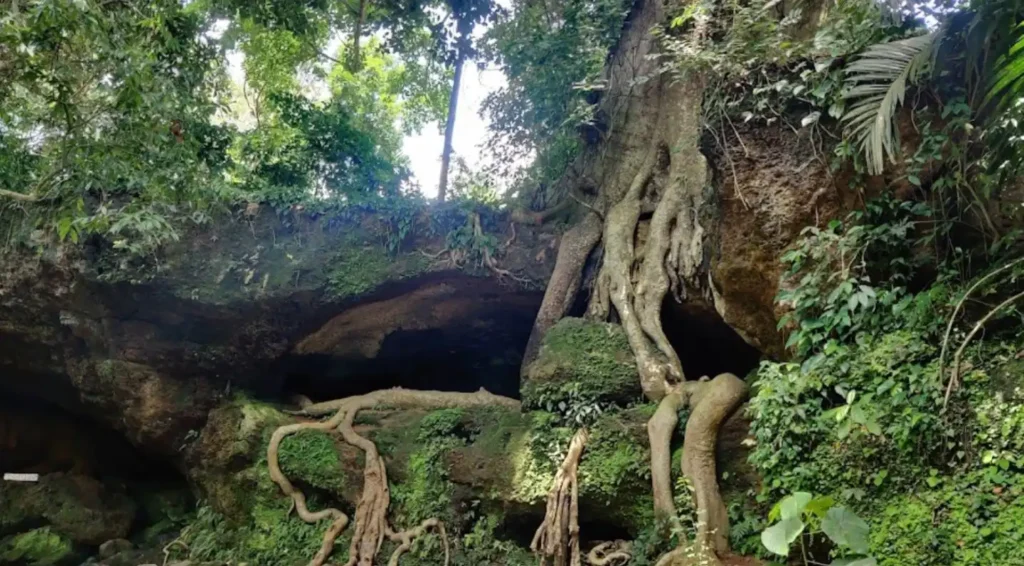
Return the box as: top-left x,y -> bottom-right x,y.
647,374 -> 748,566
0,188 -> 38,202
589,143 -> 681,400
515,5 -> 750,564
512,199 -> 574,226
532,428 -> 589,566
587,541 -> 632,566
268,387 -> 519,566
522,212 -> 603,371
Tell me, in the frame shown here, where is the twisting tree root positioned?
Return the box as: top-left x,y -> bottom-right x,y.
532,429 -> 590,566
587,541 -> 632,566
647,375 -> 748,566
268,387 -> 519,566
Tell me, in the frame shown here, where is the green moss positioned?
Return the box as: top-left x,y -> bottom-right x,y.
278,429 -> 345,492
0,528 -> 73,566
326,244 -> 429,299
178,501 -> 340,566
522,318 -> 641,411
578,414 -> 650,504
457,511 -> 536,566
182,402 -> 348,566
0,475 -> 135,547
135,485 -> 194,546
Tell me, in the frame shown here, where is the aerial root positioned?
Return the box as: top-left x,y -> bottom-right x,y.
649,374 -> 748,566
532,428 -> 589,566
587,541 -> 632,566
267,387 -> 519,566
420,212 -> 530,284
386,519 -> 450,566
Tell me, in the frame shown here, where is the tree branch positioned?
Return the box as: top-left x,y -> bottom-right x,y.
0,188 -> 38,202
945,290 -> 1024,406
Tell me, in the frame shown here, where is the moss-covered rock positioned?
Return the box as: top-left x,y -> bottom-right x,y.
326,244 -> 430,299
182,396 -> 754,564
277,428 -> 346,492
0,528 -> 74,566
522,317 -> 642,410
0,474 -> 135,546
179,398 -> 352,565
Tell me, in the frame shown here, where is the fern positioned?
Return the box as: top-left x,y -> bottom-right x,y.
841,32 -> 939,175
987,22 -> 1024,110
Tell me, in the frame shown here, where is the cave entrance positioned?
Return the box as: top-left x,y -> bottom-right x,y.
279,273 -> 544,402
661,300 -> 763,380
0,389 -> 194,557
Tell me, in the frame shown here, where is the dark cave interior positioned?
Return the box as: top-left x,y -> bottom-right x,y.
662,300 -> 763,380
279,293 -> 541,401
281,283 -> 762,406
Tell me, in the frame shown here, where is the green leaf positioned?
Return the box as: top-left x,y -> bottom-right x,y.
805,495 -> 836,518
841,32 -> 939,175
821,506 -> 870,554
779,492 -> 813,520
836,405 -> 851,422
761,517 -> 805,556
57,218 -> 72,242
837,419 -> 853,440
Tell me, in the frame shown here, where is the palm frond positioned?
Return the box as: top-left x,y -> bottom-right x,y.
986,22 -> 1024,110
841,32 -> 940,175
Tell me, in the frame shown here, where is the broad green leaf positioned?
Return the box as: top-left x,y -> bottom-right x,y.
837,419 -> 853,439
780,492 -> 813,520
805,495 -> 836,518
761,517 -> 805,556
822,507 -> 870,554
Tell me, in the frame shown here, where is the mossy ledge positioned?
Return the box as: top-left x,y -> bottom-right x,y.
522,317 -> 643,410
178,397 -> 756,565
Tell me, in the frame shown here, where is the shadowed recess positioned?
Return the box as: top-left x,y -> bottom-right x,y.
279,274 -> 545,401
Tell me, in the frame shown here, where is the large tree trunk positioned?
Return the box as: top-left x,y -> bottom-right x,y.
437,47 -> 465,202
523,0 -> 752,563
349,0 -> 367,72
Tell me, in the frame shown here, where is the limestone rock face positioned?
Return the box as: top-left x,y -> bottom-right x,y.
0,207 -> 554,456
708,122 -> 858,358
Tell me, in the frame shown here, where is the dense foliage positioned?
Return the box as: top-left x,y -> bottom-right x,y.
0,0 -> 466,254
480,0 -> 630,195
3,0 -> 1024,564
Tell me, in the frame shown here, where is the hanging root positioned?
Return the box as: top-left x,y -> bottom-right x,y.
268,387 -> 519,566
587,541 -> 632,566
648,374 -> 748,566
532,428 -> 590,566
421,212 -> 531,284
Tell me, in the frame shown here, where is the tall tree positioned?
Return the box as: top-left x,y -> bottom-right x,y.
437,16 -> 469,201
436,0 -> 497,201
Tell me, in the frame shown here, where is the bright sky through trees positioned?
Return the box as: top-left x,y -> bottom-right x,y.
217,16 -> 512,200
